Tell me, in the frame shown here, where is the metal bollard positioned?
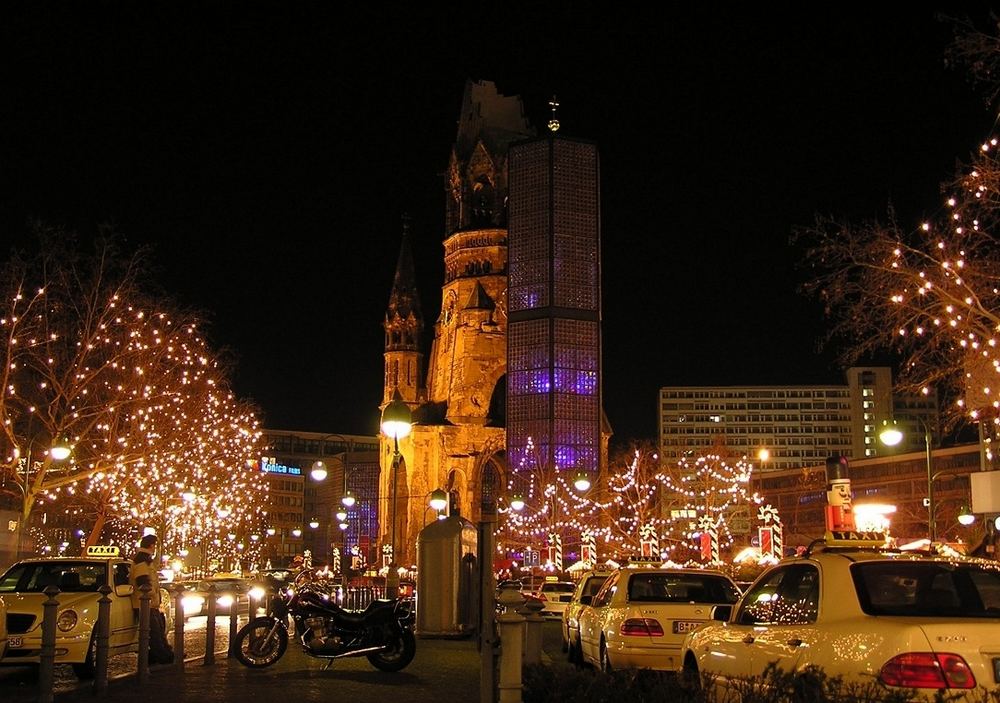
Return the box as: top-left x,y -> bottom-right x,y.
203,583 -> 217,665
518,597 -> 545,666
38,584 -> 61,703
227,589 -> 238,657
172,583 -> 185,666
95,584 -> 112,695
496,584 -> 526,703
138,583 -> 151,683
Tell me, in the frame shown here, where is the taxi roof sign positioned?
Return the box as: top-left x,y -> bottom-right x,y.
86,545 -> 120,557
823,530 -> 888,548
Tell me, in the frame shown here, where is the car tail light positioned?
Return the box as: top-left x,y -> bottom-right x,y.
620,618 -> 664,637
879,652 -> 976,689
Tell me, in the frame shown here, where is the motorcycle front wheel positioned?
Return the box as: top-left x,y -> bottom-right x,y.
234,617 -> 288,668
366,628 -> 416,672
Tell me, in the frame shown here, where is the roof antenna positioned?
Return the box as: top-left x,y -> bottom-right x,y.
547,95 -> 560,133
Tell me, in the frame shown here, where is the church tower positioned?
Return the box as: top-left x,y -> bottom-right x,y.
383,218 -> 423,406
379,80 -> 533,568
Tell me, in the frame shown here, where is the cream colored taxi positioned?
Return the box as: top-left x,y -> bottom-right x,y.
578,565 -> 740,672
681,541 -> 1000,699
562,569 -> 613,663
0,594 -> 6,660
0,546 -> 171,678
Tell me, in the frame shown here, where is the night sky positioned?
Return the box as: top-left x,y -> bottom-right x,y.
3,4 -> 997,443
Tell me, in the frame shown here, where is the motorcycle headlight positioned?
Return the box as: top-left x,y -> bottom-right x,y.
57,609 -> 78,632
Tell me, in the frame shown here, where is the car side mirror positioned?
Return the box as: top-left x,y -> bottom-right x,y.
115,584 -> 134,597
711,604 -> 732,622
580,594 -> 593,606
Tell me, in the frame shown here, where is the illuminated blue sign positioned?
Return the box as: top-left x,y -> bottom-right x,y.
260,457 -> 302,476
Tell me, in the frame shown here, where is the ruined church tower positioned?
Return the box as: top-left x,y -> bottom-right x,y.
379,81 -> 534,567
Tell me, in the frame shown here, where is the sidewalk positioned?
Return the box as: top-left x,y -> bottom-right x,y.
37,636 -> 483,703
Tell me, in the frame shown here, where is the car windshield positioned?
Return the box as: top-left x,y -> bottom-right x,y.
0,561 -> 107,593
627,573 -> 740,604
198,579 -> 244,592
852,560 -> 1000,618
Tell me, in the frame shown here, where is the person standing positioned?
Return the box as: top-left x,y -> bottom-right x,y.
130,534 -> 174,664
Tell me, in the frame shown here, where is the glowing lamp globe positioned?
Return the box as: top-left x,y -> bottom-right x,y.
380,388 -> 413,440
50,442 -> 71,461
510,494 -> 525,511
429,489 -> 448,512
879,420 -> 903,447
573,471 -> 591,492
311,461 -> 328,481
958,507 -> 975,526
341,491 -> 356,508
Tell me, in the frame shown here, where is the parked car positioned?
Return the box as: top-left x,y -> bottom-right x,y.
561,570 -> 613,661
179,576 -> 263,618
0,595 -> 6,660
0,547 -> 172,679
579,566 -> 740,672
681,541 -> 1000,699
532,580 -> 576,619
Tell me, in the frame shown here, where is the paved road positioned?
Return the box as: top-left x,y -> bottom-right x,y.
1,619 -> 569,703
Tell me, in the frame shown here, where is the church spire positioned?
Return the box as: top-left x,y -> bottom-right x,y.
384,215 -> 424,405
385,215 -> 423,349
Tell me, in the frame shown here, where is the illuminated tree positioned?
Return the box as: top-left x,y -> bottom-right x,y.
659,442 -> 763,562
499,436 -> 599,570
0,227 -> 266,558
798,21 -> 1000,437
599,441 -> 669,558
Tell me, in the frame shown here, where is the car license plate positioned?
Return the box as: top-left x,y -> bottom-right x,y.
672,621 -> 702,634
8,636 -> 23,648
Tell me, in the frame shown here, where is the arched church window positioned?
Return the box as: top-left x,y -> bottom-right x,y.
471,177 -> 494,226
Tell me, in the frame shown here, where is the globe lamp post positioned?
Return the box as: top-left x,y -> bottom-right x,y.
380,387 -> 412,594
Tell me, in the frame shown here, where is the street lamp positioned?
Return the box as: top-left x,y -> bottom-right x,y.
313,434 -> 359,566
380,387 -> 412,592
310,461 -> 328,481
573,471 -> 591,492
13,438 -> 72,557
429,489 -> 448,512
757,447 -> 770,472
880,418 -> 938,542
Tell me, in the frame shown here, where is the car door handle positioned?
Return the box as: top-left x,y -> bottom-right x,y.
742,635 -> 755,644
787,638 -> 803,647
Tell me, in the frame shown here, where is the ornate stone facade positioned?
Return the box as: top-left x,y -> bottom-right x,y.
379,81 -> 533,567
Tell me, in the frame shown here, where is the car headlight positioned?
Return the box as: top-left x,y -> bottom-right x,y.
181,595 -> 205,613
248,586 -> 266,601
57,609 -> 78,632
217,594 -> 235,608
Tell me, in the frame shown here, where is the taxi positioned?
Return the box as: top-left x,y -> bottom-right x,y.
578,563 -> 740,672
681,536 -> 1000,700
0,595 -> 6,659
561,569 -> 613,664
0,545 -> 172,678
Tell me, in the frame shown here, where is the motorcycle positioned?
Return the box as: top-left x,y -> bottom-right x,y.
233,569 -> 416,672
